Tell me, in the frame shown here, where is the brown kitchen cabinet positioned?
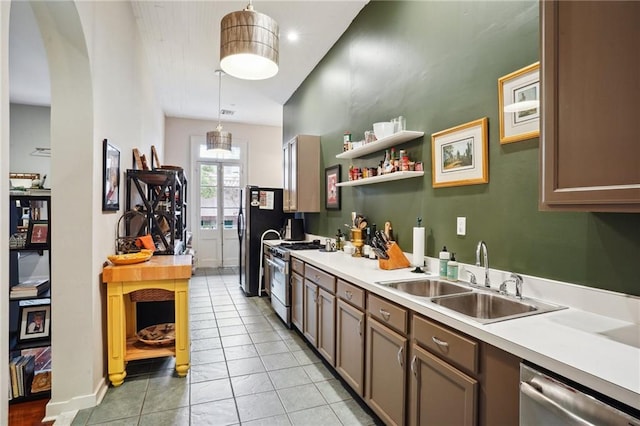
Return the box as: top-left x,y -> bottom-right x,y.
410,344 -> 477,426
317,287 -> 336,365
336,298 -> 365,396
302,264 -> 337,365
283,135 -> 320,212
540,0 -> 640,211
302,278 -> 318,346
365,294 -> 408,426
290,270 -> 304,332
410,314 -> 520,426
410,315 -> 478,426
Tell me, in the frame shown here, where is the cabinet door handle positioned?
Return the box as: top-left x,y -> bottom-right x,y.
345,290 -> 353,300
397,346 -> 404,367
379,308 -> 391,321
314,274 -> 320,282
358,319 -> 363,336
410,355 -> 418,377
432,336 -> 449,349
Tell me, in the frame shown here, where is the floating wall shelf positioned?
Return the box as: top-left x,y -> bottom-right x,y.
336,130 -> 425,159
336,171 -> 424,187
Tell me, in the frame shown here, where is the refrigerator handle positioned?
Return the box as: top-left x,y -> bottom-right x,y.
237,212 -> 244,240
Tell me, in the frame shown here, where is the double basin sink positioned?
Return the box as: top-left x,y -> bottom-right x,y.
378,278 -> 565,324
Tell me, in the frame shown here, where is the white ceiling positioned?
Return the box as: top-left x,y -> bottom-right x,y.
9,1 -> 368,127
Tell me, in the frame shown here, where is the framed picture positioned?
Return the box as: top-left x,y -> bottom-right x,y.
26,220 -> 49,248
325,165 -> 341,210
102,139 -> 121,211
432,117 -> 489,188
498,62 -> 540,144
19,305 -> 51,342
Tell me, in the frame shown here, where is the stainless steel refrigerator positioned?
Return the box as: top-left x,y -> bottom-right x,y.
238,186 -> 288,296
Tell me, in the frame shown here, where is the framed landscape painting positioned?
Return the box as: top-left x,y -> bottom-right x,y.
498,62 -> 540,144
431,118 -> 488,188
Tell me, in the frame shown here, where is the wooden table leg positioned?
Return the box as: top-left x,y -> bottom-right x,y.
174,279 -> 190,377
106,284 -> 127,386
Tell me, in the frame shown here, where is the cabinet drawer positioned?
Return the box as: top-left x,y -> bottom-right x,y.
337,279 -> 365,310
367,294 -> 408,335
413,315 -> 478,375
291,258 -> 304,276
305,264 -> 336,293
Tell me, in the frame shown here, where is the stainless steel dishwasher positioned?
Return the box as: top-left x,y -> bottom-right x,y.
520,363 -> 640,426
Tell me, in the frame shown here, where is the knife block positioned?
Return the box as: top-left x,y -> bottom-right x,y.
378,242 -> 411,270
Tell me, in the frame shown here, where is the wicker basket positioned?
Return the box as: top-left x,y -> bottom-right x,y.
129,288 -> 175,302
115,210 -> 148,254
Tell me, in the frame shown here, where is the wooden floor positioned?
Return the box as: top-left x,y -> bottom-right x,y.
9,399 -> 53,426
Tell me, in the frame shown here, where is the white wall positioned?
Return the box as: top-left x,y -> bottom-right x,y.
0,2 -> 11,423
165,117 -> 283,187
9,103 -> 51,182
8,1 -> 164,420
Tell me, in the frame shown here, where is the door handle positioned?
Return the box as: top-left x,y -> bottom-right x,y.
410,355 -> 418,377
397,346 -> 404,367
379,308 -> 391,322
358,319 -> 363,336
432,336 -> 449,350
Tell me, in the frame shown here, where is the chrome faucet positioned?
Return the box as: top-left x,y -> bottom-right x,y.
475,240 -> 490,288
500,273 -> 524,299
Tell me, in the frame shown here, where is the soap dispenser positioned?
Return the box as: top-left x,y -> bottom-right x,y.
447,252 -> 459,281
439,246 -> 450,278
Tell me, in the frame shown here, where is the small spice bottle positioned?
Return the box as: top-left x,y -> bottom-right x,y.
343,131 -> 352,151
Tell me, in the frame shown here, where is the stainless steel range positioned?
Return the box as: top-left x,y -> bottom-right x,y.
266,241 -> 322,326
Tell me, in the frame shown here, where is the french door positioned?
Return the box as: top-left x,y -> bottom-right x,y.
191,137 -> 245,268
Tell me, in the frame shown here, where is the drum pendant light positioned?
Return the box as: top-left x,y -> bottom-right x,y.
206,70 -> 232,152
220,1 -> 279,80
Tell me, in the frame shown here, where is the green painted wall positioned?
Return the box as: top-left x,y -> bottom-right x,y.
283,1 -> 640,296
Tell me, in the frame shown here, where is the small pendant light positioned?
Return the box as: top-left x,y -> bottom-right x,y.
220,1 -> 279,80
206,70 -> 232,152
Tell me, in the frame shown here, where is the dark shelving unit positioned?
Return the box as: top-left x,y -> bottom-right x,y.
125,169 -> 187,255
8,193 -> 52,403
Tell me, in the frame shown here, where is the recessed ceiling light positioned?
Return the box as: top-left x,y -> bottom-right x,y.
287,31 -> 299,42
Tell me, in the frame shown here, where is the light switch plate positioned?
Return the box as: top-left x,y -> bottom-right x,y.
457,217 -> 466,236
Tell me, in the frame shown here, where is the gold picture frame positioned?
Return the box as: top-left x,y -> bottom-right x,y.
498,62 -> 540,144
431,117 -> 489,188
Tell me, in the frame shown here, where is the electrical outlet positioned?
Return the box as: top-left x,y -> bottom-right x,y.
457,217 -> 466,236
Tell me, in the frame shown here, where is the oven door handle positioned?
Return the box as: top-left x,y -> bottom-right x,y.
265,257 -> 285,272
520,381 -> 595,426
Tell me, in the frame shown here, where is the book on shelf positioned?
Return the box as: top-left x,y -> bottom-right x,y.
21,347 -> 51,394
10,278 -> 50,299
8,353 -> 38,399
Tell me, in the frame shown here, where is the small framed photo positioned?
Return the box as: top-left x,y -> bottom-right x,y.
102,139 -> 121,211
325,165 -> 341,210
26,220 -> 49,248
19,305 -> 51,342
432,117 -> 489,188
498,62 -> 540,144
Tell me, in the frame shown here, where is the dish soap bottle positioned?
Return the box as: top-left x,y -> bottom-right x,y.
447,252 -> 459,281
336,229 -> 344,251
439,246 -> 450,278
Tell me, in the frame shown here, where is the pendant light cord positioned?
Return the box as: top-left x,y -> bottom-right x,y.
216,71 -> 222,131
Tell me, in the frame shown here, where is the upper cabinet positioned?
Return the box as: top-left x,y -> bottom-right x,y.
283,135 -> 320,212
540,0 -> 640,212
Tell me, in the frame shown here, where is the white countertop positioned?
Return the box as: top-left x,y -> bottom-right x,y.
271,242 -> 640,411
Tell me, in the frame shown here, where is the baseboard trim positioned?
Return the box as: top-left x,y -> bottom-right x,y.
43,377 -> 108,423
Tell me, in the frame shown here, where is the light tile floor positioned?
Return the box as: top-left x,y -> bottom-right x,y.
72,268 -> 380,425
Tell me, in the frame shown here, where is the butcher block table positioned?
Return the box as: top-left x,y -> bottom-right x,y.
102,255 -> 192,386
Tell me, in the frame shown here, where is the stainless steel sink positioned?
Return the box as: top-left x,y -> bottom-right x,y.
430,292 -> 565,324
378,279 -> 473,298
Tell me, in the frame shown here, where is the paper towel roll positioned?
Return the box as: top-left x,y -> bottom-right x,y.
412,227 -> 425,267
